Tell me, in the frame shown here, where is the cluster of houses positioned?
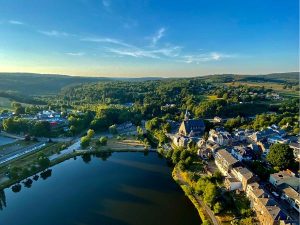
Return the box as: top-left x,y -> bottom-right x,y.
215,149 -> 299,224
170,111 -> 300,224
0,110 -> 69,131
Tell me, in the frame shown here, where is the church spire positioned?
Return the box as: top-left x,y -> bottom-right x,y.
184,109 -> 190,121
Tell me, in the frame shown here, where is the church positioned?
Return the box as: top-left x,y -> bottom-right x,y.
178,110 -> 205,137
173,110 -> 205,148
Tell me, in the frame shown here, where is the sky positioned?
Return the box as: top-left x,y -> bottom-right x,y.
0,0 -> 298,77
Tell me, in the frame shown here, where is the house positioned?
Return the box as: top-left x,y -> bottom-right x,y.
213,116 -> 223,123
231,166 -> 257,191
267,135 -> 288,144
224,176 -> 242,191
257,141 -> 271,156
208,129 -> 232,146
249,127 -> 287,143
233,129 -> 248,142
231,146 -> 255,161
178,110 -> 205,137
214,149 -> 238,176
269,170 -> 300,191
197,139 -> 220,159
173,135 -> 191,148
281,186 -> 300,212
246,182 -> 289,225
289,142 -> 300,161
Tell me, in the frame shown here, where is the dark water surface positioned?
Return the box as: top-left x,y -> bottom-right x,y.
0,152 -> 201,225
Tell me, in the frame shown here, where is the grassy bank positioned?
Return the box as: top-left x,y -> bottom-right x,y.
172,167 -> 212,225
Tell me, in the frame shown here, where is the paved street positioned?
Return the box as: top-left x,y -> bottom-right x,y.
0,142 -> 46,165
49,139 -> 81,161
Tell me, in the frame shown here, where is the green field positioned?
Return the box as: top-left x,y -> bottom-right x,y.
0,97 -> 13,109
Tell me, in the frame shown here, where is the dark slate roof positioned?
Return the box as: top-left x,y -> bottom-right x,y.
183,119 -> 205,133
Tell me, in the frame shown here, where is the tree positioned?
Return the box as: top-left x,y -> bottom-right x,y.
81,136 -> 90,148
213,201 -> 223,214
30,121 -> 51,137
203,182 -> 218,206
109,124 -> 118,135
99,136 -> 108,146
267,143 -> 295,169
87,129 -> 95,138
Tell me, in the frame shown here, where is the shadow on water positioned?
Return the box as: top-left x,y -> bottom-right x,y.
0,190 -> 6,210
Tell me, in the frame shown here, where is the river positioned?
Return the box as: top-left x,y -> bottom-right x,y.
0,152 -> 201,225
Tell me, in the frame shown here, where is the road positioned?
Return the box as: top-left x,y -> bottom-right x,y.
0,142 -> 46,165
174,169 -> 221,225
49,139 -> 81,161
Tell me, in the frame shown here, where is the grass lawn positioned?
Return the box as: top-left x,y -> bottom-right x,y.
225,81 -> 299,98
207,95 -> 223,101
91,136 -> 146,151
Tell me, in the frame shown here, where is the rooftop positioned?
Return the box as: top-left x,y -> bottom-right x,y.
282,187 -> 300,201
216,149 -> 238,165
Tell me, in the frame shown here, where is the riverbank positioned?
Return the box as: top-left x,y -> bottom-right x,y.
172,165 -> 219,225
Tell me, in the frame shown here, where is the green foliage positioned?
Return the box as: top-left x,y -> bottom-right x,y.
99,136 -> 108,146
267,143 -> 295,169
80,136 -> 91,148
213,201 -> 223,214
203,182 -> 218,206
2,118 -> 51,137
87,129 -> 95,138
36,153 -> 50,169
109,124 -> 118,135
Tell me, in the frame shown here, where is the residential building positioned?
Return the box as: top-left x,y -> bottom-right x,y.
208,129 -> 232,146
231,166 -> 257,191
231,146 -> 255,161
289,142 -> 300,161
214,149 -> 238,176
224,176 -> 242,191
213,116 -> 223,123
281,187 -> 300,212
246,182 -> 289,225
269,170 -> 300,191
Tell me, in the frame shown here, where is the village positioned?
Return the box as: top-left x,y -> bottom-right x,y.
166,110 -> 300,225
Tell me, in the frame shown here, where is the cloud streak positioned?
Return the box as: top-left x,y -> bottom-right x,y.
81,37 -> 133,48
151,27 -> 165,46
39,30 -> 70,37
9,20 -> 24,25
65,52 -> 85,56
182,52 -> 236,64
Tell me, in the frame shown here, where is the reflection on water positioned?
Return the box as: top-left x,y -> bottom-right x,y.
0,152 -> 201,225
0,190 -> 6,210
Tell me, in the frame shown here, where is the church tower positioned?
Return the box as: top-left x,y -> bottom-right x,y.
184,109 -> 190,121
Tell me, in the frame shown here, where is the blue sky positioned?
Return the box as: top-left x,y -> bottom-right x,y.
0,0 -> 298,77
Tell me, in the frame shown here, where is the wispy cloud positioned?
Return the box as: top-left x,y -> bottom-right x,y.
81,37 -> 133,48
107,48 -> 159,58
39,30 -> 70,37
106,45 -> 182,59
182,52 -> 236,64
9,20 -> 24,25
151,27 -> 165,46
65,52 -> 85,56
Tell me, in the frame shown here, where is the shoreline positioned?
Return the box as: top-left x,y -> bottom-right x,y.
0,148 -> 153,190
